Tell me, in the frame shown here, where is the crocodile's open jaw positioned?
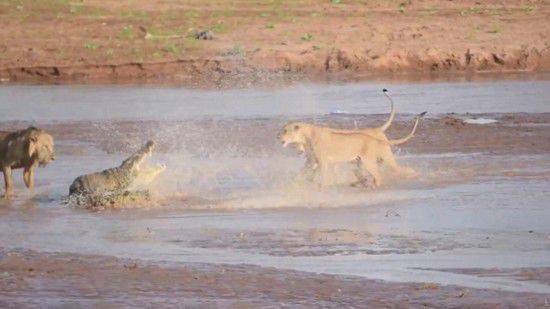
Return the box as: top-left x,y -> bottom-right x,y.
128,164 -> 166,190
128,141 -> 165,189
121,140 -> 156,171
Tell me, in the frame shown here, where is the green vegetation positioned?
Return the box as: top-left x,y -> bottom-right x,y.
398,0 -> 411,13
120,10 -> 149,21
163,43 -> 181,55
3,0 -> 107,19
211,22 -> 228,34
301,33 -> 313,41
488,24 -> 501,34
183,10 -> 200,18
105,49 -> 114,57
0,0 -> 545,70
55,50 -> 66,60
68,2 -> 83,14
211,9 -> 235,19
143,26 -> 186,41
427,5 -> 438,15
118,25 -> 135,40
522,4 -> 535,13
130,47 -> 144,62
84,42 -> 99,50
460,6 -> 483,16
221,44 -> 245,57
183,37 -> 201,53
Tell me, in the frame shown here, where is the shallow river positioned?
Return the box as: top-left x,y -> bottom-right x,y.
0,80 -> 549,293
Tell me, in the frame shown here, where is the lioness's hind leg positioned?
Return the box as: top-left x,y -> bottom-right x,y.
360,158 -> 382,188
351,158 -> 369,187
381,148 -> 417,177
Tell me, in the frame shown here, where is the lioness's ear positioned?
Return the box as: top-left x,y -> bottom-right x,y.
294,125 -> 300,130
27,136 -> 38,158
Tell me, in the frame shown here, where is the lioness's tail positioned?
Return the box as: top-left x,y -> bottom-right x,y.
387,112 -> 427,146
376,88 -> 396,132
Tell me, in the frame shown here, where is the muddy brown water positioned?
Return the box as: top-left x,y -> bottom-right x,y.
0,80 -> 549,293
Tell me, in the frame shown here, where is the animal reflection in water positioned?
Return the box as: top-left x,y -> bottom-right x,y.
68,141 -> 165,209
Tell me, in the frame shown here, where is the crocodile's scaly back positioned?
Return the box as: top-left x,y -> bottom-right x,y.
69,140 -> 157,195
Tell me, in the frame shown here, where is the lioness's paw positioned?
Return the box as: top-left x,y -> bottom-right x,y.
2,192 -> 14,199
403,168 -> 418,177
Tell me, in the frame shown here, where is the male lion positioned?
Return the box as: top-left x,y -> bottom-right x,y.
0,127 -> 55,197
279,112 -> 425,188
69,140 -> 165,198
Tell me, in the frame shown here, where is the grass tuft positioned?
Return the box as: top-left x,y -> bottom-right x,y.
84,42 -> 99,50
301,33 -> 313,41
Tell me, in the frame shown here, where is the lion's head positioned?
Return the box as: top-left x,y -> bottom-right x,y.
27,127 -> 55,167
278,122 -> 310,150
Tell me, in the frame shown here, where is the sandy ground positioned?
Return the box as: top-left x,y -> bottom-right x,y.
0,248 -> 547,307
420,267 -> 550,286
0,0 -> 549,85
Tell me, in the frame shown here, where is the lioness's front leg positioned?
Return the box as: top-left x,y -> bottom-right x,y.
298,153 -> 318,182
319,162 -> 334,188
2,165 -> 14,197
360,158 -> 382,188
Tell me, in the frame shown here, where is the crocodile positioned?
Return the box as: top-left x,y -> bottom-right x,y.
68,141 -> 165,209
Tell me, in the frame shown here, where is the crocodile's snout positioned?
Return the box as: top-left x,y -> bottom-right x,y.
144,140 -> 155,155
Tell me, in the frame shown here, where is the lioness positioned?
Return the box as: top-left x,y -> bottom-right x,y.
293,89 -> 396,154
0,127 -> 55,197
286,89 -> 423,185
69,140 -> 165,196
279,112 -> 425,188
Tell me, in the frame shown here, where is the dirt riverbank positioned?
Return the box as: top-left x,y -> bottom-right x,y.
1,0 -> 549,86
